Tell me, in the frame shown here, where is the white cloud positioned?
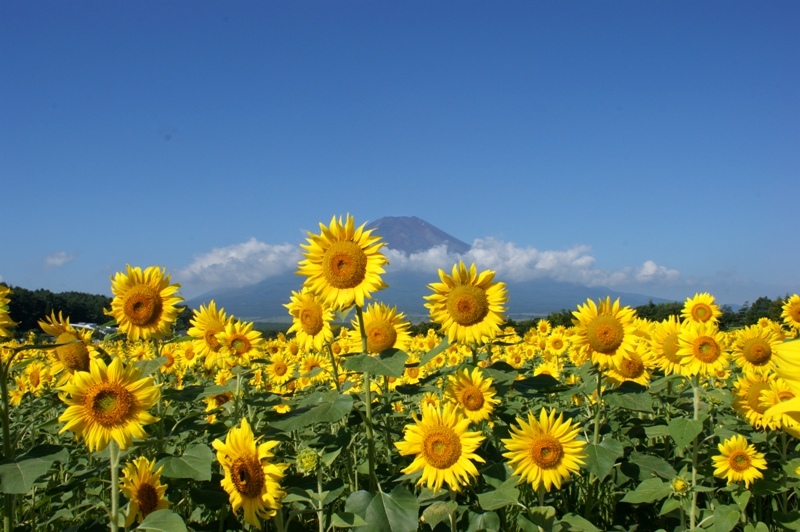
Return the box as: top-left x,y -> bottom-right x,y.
45,251 -> 74,267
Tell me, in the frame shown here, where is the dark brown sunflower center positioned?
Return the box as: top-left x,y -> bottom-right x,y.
691,303 -> 712,322
618,356 -> 645,379
272,362 -> 288,377
729,451 -> 752,472
55,332 -> 91,372
661,332 -> 681,363
322,241 -> 368,289
204,329 -> 222,350
461,386 -> 485,411
742,338 -> 771,366
693,336 -> 720,363
85,383 -> 134,427
406,366 -> 420,379
551,339 -> 564,351
779,391 -> 795,401
530,435 -> 564,469
422,427 -> 462,469
586,315 -> 624,354
300,305 -> 324,336
123,285 -> 163,327
230,336 -> 250,355
231,456 -> 265,498
366,320 -> 397,353
136,483 -> 160,516
446,285 -> 489,326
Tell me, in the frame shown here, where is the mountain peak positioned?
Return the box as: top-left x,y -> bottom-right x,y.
366,216 -> 471,255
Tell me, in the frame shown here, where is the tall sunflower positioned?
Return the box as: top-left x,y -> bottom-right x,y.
782,295 -> 800,330
188,301 -> 232,361
106,265 -> 183,341
38,311 -> 98,379
120,456 -> 170,526
210,320 -> 265,369
0,286 -> 16,338
571,297 -> 637,370
682,292 -> 722,325
297,214 -> 388,310
444,367 -> 499,424
677,321 -> 730,377
502,408 -> 587,492
285,288 -> 334,352
395,402 -> 485,493
425,262 -> 508,345
212,418 -> 287,528
58,357 -> 160,452
712,434 -> 767,488
732,324 -> 781,377
351,301 -> 412,354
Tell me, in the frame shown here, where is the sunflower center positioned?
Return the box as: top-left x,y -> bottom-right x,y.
742,338 -> 771,366
367,320 -> 397,353
85,383 -> 134,427
204,329 -> 222,350
300,305 -> 324,336
661,332 -> 682,363
551,339 -> 564,351
406,366 -> 420,379
530,435 -> 564,469
585,315 -> 624,354
322,241 -> 368,289
123,285 -> 163,327
691,303 -> 713,322
729,451 -> 752,472
29,370 -> 41,388
422,427 -> 462,469
230,456 -> 266,499
230,336 -> 250,355
55,332 -> 91,372
692,336 -> 720,363
272,362 -> 288,377
789,305 -> 800,321
779,391 -> 795,401
618,355 -> 645,379
461,385 -> 485,411
746,383 -> 770,414
446,285 -> 489,326
136,483 -> 160,516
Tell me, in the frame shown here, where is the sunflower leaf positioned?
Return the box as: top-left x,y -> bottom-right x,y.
466,510 -> 500,532
668,417 -> 705,449
584,438 -> 624,481
156,443 -> 213,481
712,504 -> 741,532
342,349 -> 408,378
619,478 -> 672,504
363,485 -> 419,532
270,393 -> 354,432
135,509 -> 187,531
0,444 -> 69,494
422,501 -> 457,529
330,512 -> 367,528
557,513 -> 601,531
419,338 -> 450,367
478,477 -> 520,510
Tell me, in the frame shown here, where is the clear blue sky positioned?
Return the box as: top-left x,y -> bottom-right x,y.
2,1 -> 798,307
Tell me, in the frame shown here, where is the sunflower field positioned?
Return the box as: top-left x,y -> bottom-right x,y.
1,214 -> 800,532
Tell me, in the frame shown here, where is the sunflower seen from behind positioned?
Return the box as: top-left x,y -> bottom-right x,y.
712,434 -> 767,489
395,402 -> 485,493
502,408 -> 587,493
297,214 -> 388,310
425,261 -> 508,345
213,418 -> 287,528
58,357 -> 160,452
120,456 -> 170,526
106,265 -> 183,342
444,367 -> 499,424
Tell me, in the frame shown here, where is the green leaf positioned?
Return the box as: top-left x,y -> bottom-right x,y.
731,489 -> 751,512
420,337 -> 450,366
363,485 -> 419,532
466,511 -> 500,532
659,498 -> 681,516
134,356 -> 168,377
557,513 -> 601,531
668,417 -> 705,449
135,509 -> 188,531
712,505 -> 741,532
644,425 -> 671,440
342,349 -> 408,378
156,443 -> 213,481
604,392 -> 653,413
526,506 -> 556,530
629,452 -> 677,480
619,478 -> 672,504
585,438 -> 624,481
0,444 -> 69,494
478,477 -> 520,510
270,393 -> 354,432
422,501 -> 457,530
331,512 -> 367,528
774,511 -> 800,531
743,523 -> 771,532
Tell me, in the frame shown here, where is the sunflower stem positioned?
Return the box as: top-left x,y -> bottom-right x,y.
0,356 -> 15,532
324,343 -> 341,393
355,305 -> 379,493
316,463 -> 325,532
449,489 -> 457,532
689,375 -> 701,530
592,369 -> 603,445
109,439 -> 121,532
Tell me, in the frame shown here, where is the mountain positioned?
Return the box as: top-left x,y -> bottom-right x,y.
186,216 -> 670,322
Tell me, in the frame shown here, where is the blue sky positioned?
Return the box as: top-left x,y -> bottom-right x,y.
1,1 -> 798,307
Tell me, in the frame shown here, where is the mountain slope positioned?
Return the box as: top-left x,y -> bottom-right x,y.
366,216 -> 470,254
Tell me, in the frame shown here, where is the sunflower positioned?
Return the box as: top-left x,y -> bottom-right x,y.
732,324 -> 781,377
425,262 -> 508,345
733,374 -> 779,430
299,352 -> 332,386
395,402 -> 485,493
285,288 -> 334,352
297,214 -> 388,310
712,434 -> 767,488
502,408 -> 587,492
537,319 -> 552,336
106,265 -> 183,341
571,297 -> 638,370
782,295 -> 800,330
0,286 -> 16,338
120,456 -> 170,526
677,321 -> 730,377
604,345 -> 652,388
682,292 -> 722,325
351,301 -> 412,354
188,301 -> 232,361
38,311 -> 98,379
444,367 -> 498,423
213,418 -> 287,528
58,357 -> 160,452
265,352 -> 294,386
760,378 -> 800,433
208,320 -> 265,370
650,316 -> 686,376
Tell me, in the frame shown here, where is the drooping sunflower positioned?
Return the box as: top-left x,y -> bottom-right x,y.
650,316 -> 686,376
351,301 -> 412,354
188,301 -> 232,361
297,214 -> 388,310
677,321 -> 730,377
682,292 -> 722,325
285,288 -> 334,353
0,286 -> 16,338
38,311 -> 98,379
502,408 -> 587,492
120,456 -> 170,526
571,297 -> 638,370
395,402 -> 485,493
712,434 -> 767,488
425,262 -> 508,345
213,418 -> 287,528
732,324 -> 782,377
208,320 -> 265,370
106,265 -> 183,341
58,357 -> 160,452
444,367 -> 499,424
782,295 -> 800,330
